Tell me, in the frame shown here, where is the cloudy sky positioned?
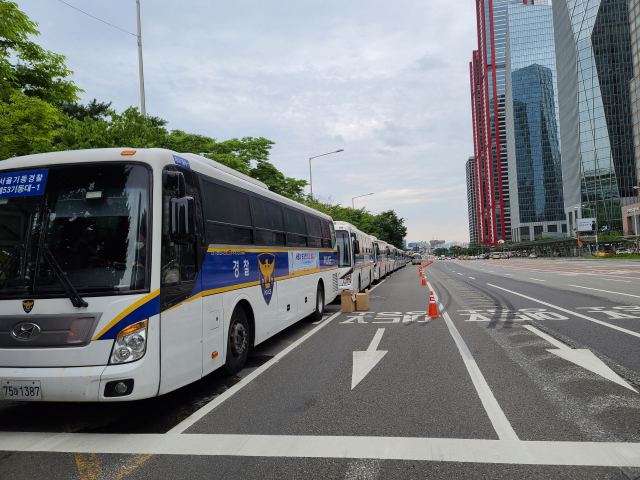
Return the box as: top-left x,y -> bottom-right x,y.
21,0 -> 478,244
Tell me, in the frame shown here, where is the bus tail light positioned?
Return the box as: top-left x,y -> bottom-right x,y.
109,320 -> 148,364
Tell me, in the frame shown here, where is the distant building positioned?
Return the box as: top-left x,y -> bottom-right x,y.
554,0 -> 638,234
403,239 -> 407,249
505,3 -> 566,241
430,239 -> 445,249
466,156 -> 479,244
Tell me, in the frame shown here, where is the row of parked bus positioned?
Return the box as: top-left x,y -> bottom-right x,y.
334,221 -> 409,294
0,148 -> 408,402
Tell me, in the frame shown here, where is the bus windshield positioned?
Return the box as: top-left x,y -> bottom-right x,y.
0,163 -> 150,298
335,230 -> 351,267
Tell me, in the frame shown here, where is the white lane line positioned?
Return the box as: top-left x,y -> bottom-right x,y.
530,278 -> 546,282
488,284 -> 640,339
503,274 -> 514,276
312,314 -> 331,325
369,279 -> 386,292
427,282 -> 518,441
167,310 -> 343,434
3,432 -> 640,466
469,277 -> 475,280
567,285 -> 640,299
605,279 -> 632,283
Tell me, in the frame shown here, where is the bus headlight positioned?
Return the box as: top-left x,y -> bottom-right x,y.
110,320 -> 147,364
341,274 -> 351,286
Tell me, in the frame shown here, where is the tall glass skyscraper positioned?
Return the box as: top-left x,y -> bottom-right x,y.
554,0 -> 638,233
470,0 -> 528,247
505,3 -> 566,241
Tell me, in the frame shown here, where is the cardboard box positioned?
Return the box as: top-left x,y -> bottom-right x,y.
341,290 -> 356,313
356,288 -> 370,311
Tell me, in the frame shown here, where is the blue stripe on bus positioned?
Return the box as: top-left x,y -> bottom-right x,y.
94,290 -> 161,340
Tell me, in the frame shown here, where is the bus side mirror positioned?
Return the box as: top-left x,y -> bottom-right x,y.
170,196 -> 195,244
163,171 -> 186,197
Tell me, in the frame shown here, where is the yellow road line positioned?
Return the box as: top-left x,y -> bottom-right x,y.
113,454 -> 153,480
75,453 -> 102,480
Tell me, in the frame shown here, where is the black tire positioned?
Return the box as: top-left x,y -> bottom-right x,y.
311,283 -> 324,322
224,306 -> 250,375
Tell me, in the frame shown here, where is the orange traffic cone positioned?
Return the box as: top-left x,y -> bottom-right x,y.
418,267 -> 422,276
428,290 -> 440,318
421,276 -> 427,286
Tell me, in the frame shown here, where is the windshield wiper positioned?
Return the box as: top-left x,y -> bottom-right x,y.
37,242 -> 88,308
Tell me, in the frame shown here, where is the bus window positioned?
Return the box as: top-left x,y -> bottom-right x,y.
201,179 -> 253,245
328,221 -> 336,249
252,197 -> 285,246
335,230 -> 351,266
284,207 -> 307,246
161,167 -> 201,308
321,219 -> 332,249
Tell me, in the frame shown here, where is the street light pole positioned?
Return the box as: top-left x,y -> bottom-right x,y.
352,192 -> 374,209
308,149 -> 344,198
136,0 -> 146,117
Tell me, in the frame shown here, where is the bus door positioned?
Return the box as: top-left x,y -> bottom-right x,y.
159,167 -> 206,394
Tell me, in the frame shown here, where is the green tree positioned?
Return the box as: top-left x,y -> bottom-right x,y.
372,210 -> 407,248
1,1 -> 81,103
303,197 -> 407,249
58,98 -> 111,121
0,91 -> 63,160
54,107 -> 167,151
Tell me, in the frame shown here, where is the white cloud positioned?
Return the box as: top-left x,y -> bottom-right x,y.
21,0 -> 478,243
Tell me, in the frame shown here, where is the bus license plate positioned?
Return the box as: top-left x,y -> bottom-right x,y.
1,380 -> 42,400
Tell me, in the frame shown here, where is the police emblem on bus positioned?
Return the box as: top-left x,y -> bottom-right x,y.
22,300 -> 34,314
257,253 -> 276,305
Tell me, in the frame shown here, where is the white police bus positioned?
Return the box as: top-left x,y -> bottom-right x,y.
371,236 -> 390,281
0,148 -> 339,402
334,221 -> 375,293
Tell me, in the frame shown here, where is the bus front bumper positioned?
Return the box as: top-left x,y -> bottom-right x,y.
0,357 -> 159,402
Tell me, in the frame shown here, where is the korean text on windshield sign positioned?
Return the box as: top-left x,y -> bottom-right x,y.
0,169 -> 48,198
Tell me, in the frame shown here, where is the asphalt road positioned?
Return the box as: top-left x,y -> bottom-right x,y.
2,259 -> 640,479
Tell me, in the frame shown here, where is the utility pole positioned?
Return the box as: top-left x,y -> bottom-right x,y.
136,0 -> 146,117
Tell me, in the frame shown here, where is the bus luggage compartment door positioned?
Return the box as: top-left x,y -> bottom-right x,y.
203,294 -> 224,376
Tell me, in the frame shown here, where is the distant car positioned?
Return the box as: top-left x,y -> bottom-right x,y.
529,253 -> 537,258
617,248 -> 634,254
411,254 -> 422,265
492,253 -> 501,259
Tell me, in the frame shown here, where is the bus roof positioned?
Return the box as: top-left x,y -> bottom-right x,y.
1,148 -> 332,221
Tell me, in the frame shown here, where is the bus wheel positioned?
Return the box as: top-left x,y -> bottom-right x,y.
224,306 -> 250,375
312,283 -> 324,322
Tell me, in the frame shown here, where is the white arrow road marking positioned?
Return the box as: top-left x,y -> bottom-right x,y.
352,328 -> 387,389
524,325 -> 637,393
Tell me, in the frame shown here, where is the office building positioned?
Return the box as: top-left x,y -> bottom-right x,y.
470,0 -> 524,246
466,156 -> 479,244
505,3 -> 567,241
624,0 -> 640,235
553,0 -> 638,234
